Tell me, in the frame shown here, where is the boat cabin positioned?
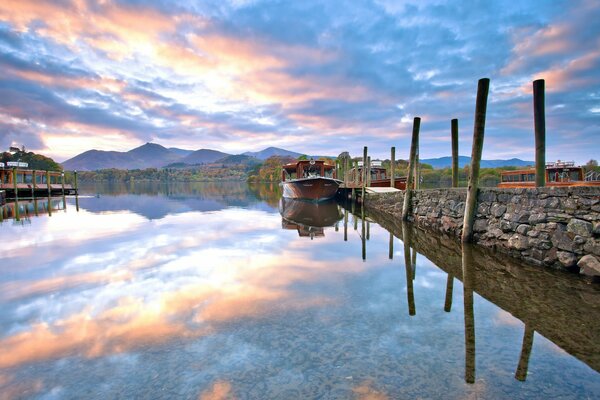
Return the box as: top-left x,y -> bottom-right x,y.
281,159 -> 336,181
499,161 -> 599,188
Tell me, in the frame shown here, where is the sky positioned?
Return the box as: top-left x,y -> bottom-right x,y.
0,0 -> 598,164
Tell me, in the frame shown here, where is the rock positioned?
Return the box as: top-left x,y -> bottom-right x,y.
594,222 -> 600,237
527,230 -> 540,238
491,204 -> 507,218
488,228 -> 504,238
552,227 -> 574,252
567,219 -> 593,237
583,239 -> 600,256
516,224 -> 531,235
512,212 -> 531,223
528,213 -> 547,224
557,251 -> 577,268
578,255 -> 600,277
508,234 -> 530,250
474,219 -> 489,232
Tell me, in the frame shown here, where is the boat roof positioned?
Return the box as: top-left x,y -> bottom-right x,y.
283,159 -> 335,169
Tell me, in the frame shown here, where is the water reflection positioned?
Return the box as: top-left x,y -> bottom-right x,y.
279,198 -> 342,239
0,183 -> 598,399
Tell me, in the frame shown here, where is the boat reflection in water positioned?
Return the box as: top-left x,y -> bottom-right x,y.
279,197 -> 342,239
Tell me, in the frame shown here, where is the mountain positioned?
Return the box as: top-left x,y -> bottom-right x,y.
168,147 -> 194,158
63,143 -> 186,170
420,156 -> 534,169
216,154 -> 261,165
180,149 -> 231,165
243,147 -> 303,160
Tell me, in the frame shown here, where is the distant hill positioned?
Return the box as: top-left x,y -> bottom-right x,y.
62,144 -> 308,171
420,156 -> 534,169
243,147 -> 303,160
62,143 -> 184,170
180,149 -> 231,165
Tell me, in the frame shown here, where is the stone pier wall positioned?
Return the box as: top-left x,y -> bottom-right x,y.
365,187 -> 600,277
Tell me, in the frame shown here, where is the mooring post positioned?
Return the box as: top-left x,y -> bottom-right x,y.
462,78 -> 490,243
414,143 -> 420,190
462,244 -> 476,384
390,146 -> 396,188
451,119 -> 459,188
402,117 -> 421,220
366,156 -> 371,187
361,146 -> 367,201
389,232 -> 394,259
31,170 -> 36,198
46,170 -> 51,197
74,170 -> 78,193
533,79 -> 546,187
61,172 -> 65,196
344,157 -> 349,186
402,222 -> 416,316
12,168 -> 18,202
444,274 -> 454,312
344,208 -> 348,241
515,325 -> 535,381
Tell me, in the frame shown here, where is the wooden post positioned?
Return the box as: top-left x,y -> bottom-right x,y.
31,170 -> 36,198
46,170 -> 51,197
533,79 -> 546,187
344,208 -> 348,241
402,222 -> 416,316
462,78 -> 490,243
402,117 -> 421,220
515,325 -> 535,381
444,274 -> 454,312
388,232 -> 394,259
451,119 -> 459,188
74,170 -> 78,192
344,157 -> 349,186
414,143 -> 420,189
390,146 -> 396,188
12,168 -> 18,202
366,156 -> 371,187
61,172 -> 65,196
462,244 -> 476,384
361,204 -> 366,261
361,147 -> 367,201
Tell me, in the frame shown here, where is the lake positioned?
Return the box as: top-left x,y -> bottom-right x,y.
1,182 -> 599,399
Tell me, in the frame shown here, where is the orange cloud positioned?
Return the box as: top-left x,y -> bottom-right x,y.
198,381 -> 235,400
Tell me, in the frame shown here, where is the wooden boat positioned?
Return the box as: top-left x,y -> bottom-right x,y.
498,160 -> 600,188
348,160 -> 407,190
280,159 -> 342,201
279,197 -> 342,238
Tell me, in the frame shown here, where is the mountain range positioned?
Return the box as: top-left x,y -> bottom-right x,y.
61,143 -> 534,171
420,156 -> 534,169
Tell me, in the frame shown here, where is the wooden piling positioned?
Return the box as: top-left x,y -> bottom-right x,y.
390,146 -> 396,188
462,244 -> 476,384
533,79 -> 546,187
61,172 -> 65,196
74,170 -> 78,192
451,119 -> 459,188
12,168 -> 18,202
361,147 -> 367,201
32,170 -> 36,198
444,274 -> 454,312
515,325 -> 535,381
462,78 -> 490,243
402,117 -> 421,220
365,156 -> 369,187
402,222 -> 416,316
46,170 -> 51,197
414,143 -> 420,190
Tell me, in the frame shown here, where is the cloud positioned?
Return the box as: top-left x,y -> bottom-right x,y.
0,0 -> 598,163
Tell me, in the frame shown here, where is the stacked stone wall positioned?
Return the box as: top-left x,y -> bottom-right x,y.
365,186 -> 600,276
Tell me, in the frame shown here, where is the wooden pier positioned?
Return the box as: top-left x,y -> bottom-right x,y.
0,166 -> 77,199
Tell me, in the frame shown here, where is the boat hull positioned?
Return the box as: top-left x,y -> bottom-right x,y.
498,181 -> 600,188
280,177 -> 341,201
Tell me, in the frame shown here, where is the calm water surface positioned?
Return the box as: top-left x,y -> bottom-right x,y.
1,182 -> 599,399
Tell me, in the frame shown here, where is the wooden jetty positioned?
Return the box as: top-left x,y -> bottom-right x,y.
0,163 -> 77,199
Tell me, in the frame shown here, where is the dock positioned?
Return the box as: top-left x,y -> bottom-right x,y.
0,164 -> 77,199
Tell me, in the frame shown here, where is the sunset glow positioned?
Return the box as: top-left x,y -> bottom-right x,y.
0,0 -> 598,162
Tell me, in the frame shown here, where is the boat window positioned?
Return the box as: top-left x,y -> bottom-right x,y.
570,171 -> 580,181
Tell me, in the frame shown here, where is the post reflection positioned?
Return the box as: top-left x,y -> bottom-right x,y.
515,325 -> 535,381
402,222 -> 416,316
462,243 -> 476,384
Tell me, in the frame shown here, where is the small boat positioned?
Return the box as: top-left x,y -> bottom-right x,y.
498,160 -> 600,188
279,197 -> 342,238
280,159 -> 342,201
349,160 -> 407,190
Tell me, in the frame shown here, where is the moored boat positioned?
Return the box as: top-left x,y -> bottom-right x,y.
280,159 -> 342,201
349,160 -> 407,190
498,160 -> 600,188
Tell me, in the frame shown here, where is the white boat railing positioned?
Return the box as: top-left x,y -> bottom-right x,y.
585,171 -> 600,181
